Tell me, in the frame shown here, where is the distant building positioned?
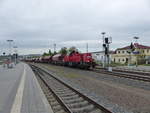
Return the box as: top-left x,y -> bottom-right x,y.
112,43 -> 150,64
91,51 -> 114,64
20,54 -> 42,60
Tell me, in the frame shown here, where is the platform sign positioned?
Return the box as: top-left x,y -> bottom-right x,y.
132,51 -> 140,54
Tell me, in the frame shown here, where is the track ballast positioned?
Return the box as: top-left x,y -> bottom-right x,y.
30,64 -> 112,113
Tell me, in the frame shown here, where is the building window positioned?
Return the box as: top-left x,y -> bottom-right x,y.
114,58 -> 115,62
143,50 -> 144,53
126,58 -> 128,63
118,51 -> 120,54
118,59 -> 120,62
147,50 -> 149,53
122,51 -> 124,54
122,59 -> 124,61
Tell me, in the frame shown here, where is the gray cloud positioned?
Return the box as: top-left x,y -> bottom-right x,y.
0,0 -> 150,55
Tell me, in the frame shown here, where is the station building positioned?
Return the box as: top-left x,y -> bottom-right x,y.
112,43 -> 150,64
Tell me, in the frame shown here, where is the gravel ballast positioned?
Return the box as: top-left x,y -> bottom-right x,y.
35,63 -> 150,113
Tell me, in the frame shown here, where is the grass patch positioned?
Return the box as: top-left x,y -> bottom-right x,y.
41,64 -> 80,78
63,72 -> 80,78
109,62 -> 127,67
140,64 -> 150,66
0,61 -> 3,65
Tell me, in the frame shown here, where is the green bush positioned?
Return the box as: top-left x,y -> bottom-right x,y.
110,62 -> 127,67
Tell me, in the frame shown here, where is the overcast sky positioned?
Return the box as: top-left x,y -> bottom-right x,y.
0,0 -> 150,55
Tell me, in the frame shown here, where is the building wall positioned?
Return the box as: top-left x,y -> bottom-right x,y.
112,48 -> 150,64
92,52 -> 104,62
91,52 -> 112,64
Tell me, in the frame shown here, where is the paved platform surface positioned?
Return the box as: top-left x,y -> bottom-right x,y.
0,63 -> 53,113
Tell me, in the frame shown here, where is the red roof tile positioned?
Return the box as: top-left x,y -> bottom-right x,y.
117,43 -> 150,50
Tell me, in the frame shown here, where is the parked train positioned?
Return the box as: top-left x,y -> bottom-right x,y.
26,51 -> 96,69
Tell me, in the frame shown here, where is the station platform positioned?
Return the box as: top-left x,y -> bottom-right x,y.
0,63 -> 53,113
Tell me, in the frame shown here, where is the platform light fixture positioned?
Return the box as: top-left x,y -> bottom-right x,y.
7,40 -> 13,55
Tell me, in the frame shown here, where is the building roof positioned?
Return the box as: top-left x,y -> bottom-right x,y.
117,43 -> 150,50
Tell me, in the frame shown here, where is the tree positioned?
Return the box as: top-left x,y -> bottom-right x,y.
59,47 -> 68,55
48,49 -> 52,55
68,46 -> 78,53
43,52 -> 48,56
53,51 -> 57,55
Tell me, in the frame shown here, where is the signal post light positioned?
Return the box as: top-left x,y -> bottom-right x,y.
101,32 -> 112,70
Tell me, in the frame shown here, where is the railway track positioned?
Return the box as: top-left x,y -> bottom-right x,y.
94,67 -> 150,82
95,67 -> 150,76
30,64 -> 112,113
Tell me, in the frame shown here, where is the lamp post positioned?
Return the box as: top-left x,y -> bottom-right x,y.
133,36 -> 139,43
7,40 -> 13,54
13,46 -> 18,65
3,52 -> 6,68
3,52 -> 5,56
101,32 -> 106,44
7,40 -> 13,55
7,40 -> 13,62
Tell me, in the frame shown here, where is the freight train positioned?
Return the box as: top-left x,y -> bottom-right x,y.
26,51 -> 96,69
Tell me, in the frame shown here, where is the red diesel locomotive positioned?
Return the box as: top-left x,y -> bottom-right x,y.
27,51 -> 96,69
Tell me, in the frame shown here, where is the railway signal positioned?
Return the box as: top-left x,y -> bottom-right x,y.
101,32 -> 112,70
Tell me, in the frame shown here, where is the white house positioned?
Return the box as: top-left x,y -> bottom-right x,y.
91,51 -> 114,64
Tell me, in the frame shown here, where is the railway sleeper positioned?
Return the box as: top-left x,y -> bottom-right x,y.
51,88 -> 71,94
50,101 -> 60,106
54,89 -> 71,92
67,100 -> 89,108
50,84 -> 68,89
55,109 -> 67,113
48,98 -> 57,102
71,104 -> 95,113
64,97 -> 84,104
59,92 -> 77,97
90,108 -> 103,113
55,90 -> 74,94
61,94 -> 79,100
52,104 -> 63,112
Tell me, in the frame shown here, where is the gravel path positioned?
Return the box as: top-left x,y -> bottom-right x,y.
36,63 -> 150,113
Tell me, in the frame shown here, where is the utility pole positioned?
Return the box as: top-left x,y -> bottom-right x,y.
86,43 -> 88,53
54,43 -> 56,53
